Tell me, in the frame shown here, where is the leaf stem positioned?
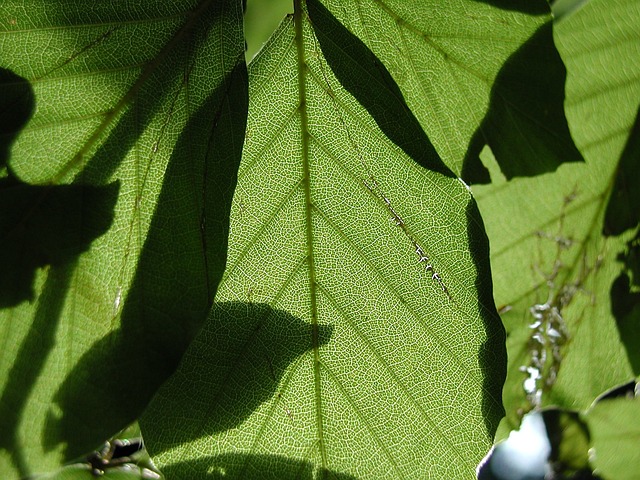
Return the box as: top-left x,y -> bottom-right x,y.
294,0 -> 327,473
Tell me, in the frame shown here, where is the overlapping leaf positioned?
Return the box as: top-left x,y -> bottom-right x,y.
474,0 -> 640,436
584,396 -> 640,479
314,0 -> 582,180
140,2 -> 505,478
0,0 -> 246,476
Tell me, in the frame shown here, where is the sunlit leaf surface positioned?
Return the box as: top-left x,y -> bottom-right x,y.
0,0 -> 246,476
584,396 -> 640,479
141,2 -> 505,478
315,0 -> 581,179
474,0 -> 640,436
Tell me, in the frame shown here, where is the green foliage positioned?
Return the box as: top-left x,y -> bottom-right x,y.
477,0 -> 639,425
0,0 -> 638,479
0,0 -> 246,474
585,395 -> 640,480
140,3 -> 504,477
474,0 -> 640,476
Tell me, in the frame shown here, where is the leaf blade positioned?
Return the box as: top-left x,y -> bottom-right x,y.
474,0 -> 640,435
314,0 -> 581,179
141,5 -> 505,478
0,0 -> 247,475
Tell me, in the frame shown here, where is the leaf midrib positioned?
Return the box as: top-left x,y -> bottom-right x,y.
294,0 -> 327,470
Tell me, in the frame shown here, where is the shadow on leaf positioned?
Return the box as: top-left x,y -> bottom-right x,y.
603,105 -> 640,237
140,302 -> 332,456
0,175 -> 118,476
306,0 -> 453,179
0,68 -> 119,477
160,453 -> 354,480
465,200 -> 507,437
1,69 -> 120,309
472,0 -> 550,15
0,179 -> 119,307
610,230 -> 640,374
462,22 -> 583,183
0,263 -> 77,477
44,58 -> 248,461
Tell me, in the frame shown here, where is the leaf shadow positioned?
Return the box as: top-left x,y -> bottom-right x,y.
471,0 -> 550,15
139,301 -> 333,456
43,57 -> 248,461
0,68 -> 120,308
465,200 -> 508,437
0,178 -> 119,308
0,68 -> 119,478
610,230 -> 640,374
160,453 -> 354,480
0,178 -> 117,478
603,105 -> 640,237
306,0 -> 453,179
461,22 -> 584,183
0,263 -> 76,478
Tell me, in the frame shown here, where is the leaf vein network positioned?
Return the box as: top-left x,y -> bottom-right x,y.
309,202 -> 479,384
237,107 -> 300,183
315,351 -> 406,478
369,0 -> 497,82
222,178 -> 306,283
314,291 -> 470,470
242,354 -> 305,469
304,62 -> 467,212
307,131 -> 462,264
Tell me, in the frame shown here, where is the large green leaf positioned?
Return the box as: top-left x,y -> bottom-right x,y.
474,0 -> 640,436
314,0 -> 582,180
140,2 -> 505,478
0,0 -> 246,476
584,396 -> 640,479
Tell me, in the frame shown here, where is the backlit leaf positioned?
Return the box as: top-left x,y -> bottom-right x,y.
140,3 -> 505,478
0,0 -> 246,476
474,0 -> 640,436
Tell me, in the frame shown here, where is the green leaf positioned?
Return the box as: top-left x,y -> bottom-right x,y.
314,0 -> 581,180
35,464 -> 150,480
474,0 -> 640,436
584,396 -> 640,479
140,3 -> 505,478
0,0 -> 246,476
543,409 -> 591,477
603,105 -> 640,237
